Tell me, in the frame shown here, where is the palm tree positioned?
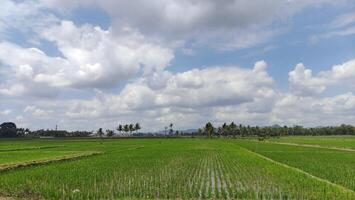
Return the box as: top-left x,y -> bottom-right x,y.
169,123 -> 173,135
129,124 -> 134,134
230,122 -> 237,138
123,124 -> 129,135
106,129 -> 114,137
134,123 -> 141,134
97,128 -> 104,138
222,122 -> 228,137
117,124 -> 123,135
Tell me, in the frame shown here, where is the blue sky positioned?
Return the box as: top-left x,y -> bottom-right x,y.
0,0 -> 355,131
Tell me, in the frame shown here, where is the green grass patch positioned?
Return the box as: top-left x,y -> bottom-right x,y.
269,135 -> 355,150
236,139 -> 355,192
0,139 -> 354,199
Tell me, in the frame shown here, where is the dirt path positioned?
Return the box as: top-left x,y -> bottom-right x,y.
265,141 -> 355,152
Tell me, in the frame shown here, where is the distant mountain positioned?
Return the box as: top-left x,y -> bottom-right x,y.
180,129 -> 198,133
153,128 -> 198,135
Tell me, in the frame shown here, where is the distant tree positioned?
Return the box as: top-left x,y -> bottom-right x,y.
205,122 -> 214,139
169,123 -> 174,135
197,128 -> 203,135
199,123 -> 355,138
106,129 -> 114,137
217,127 -> 223,137
24,128 -> 31,135
97,128 -> 104,138
129,124 -> 134,134
221,123 -> 228,137
123,124 -> 130,135
134,123 -> 141,133
164,126 -> 168,136
229,122 -> 237,138
0,122 -> 18,138
117,124 -> 123,135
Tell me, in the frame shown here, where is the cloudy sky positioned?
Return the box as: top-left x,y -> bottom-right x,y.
0,0 -> 355,131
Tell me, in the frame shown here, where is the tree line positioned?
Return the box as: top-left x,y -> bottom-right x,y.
198,122 -> 355,138
2,121 -> 355,138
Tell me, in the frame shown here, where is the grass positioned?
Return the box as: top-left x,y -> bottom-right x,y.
0,150 -> 87,165
269,135 -> 355,149
235,139 -> 355,192
0,138 -> 354,199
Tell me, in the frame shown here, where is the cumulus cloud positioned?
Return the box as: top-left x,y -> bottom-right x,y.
39,0 -> 342,50
5,57 -> 355,131
271,93 -> 355,126
0,20 -> 173,97
55,61 -> 275,128
1,0 -> 355,131
288,63 -> 327,96
288,59 -> 355,96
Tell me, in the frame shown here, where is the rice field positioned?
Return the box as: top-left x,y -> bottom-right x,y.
269,135 -> 355,150
0,138 -> 354,199
236,140 -> 355,191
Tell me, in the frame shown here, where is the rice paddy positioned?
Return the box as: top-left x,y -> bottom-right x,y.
0,137 -> 354,199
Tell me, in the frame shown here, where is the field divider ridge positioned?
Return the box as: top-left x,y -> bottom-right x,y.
0,145 -> 66,152
237,145 -> 355,194
116,146 -> 145,152
264,141 -> 355,152
0,151 -> 103,173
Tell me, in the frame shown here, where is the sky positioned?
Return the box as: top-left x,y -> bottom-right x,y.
0,0 -> 355,131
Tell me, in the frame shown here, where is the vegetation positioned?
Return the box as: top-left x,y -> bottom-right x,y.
116,123 -> 141,136
198,123 -> 355,138
2,120 -> 355,139
236,140 -> 355,191
0,138 -> 354,199
269,135 -> 355,150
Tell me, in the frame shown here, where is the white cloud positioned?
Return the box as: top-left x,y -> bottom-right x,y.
39,0 -> 342,50
5,58 -> 355,131
24,106 -> 53,118
310,10 -> 355,44
0,0 -> 58,37
0,20 -> 174,97
330,12 -> 355,29
271,92 -> 355,126
288,59 -> 355,96
312,26 -> 355,43
1,0 -> 355,130
288,63 -> 327,96
48,61 -> 276,130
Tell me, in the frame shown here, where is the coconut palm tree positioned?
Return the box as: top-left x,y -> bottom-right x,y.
117,124 -> 123,135
169,123 -> 173,135
129,124 -> 134,134
123,124 -> 129,135
230,122 -> 237,138
97,128 -> 104,138
106,129 -> 114,137
134,123 -> 141,134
